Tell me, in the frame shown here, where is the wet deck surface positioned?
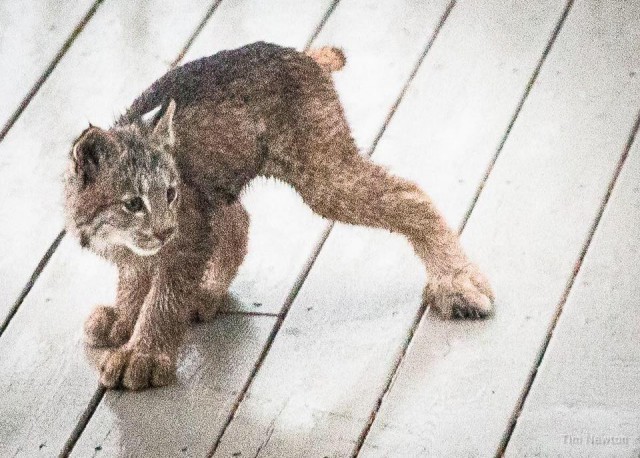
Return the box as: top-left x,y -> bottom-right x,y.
1,1 -> 639,457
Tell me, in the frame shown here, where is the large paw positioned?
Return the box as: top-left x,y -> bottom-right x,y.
84,305 -> 133,347
99,347 -> 176,390
424,264 -> 495,319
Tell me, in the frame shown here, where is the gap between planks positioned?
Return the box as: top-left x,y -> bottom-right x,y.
58,386 -> 107,458
0,230 -> 65,338
206,1 -> 458,455
459,0 -> 575,233
59,1 -> 342,456
0,0 -> 106,144
170,0 -> 224,67
352,2 -> 576,455
496,105 -> 640,457
303,0 -> 341,52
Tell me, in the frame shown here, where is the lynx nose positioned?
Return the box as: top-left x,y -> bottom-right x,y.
153,227 -> 175,243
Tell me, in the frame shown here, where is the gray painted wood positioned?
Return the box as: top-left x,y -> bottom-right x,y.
0,0 -> 96,128
213,1 -> 571,456
218,0 -> 456,315
215,227 -> 426,458
71,314 -> 276,457
505,138 -> 640,457
184,0 -> 333,57
0,238 -> 116,456
0,0 -> 214,323
360,1 -> 640,456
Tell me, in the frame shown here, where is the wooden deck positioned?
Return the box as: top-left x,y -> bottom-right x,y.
1,1 -> 639,456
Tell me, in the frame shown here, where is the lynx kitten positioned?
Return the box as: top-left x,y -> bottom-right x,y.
65,42 -> 494,390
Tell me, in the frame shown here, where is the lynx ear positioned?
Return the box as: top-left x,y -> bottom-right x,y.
71,126 -> 116,185
152,99 -> 176,149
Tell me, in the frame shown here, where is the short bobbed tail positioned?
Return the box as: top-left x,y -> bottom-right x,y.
305,46 -> 346,72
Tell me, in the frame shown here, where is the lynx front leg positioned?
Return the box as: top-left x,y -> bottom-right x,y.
99,273 -> 189,390
84,269 -> 151,347
193,201 -> 249,322
277,150 -> 494,319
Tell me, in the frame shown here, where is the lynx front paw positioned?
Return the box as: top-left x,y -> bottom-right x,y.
99,347 -> 176,390
424,264 -> 495,319
84,306 -> 133,347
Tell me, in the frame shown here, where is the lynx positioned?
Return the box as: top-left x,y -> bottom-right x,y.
65,42 -> 494,390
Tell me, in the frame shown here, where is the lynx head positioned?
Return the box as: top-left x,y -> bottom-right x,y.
65,100 -> 181,257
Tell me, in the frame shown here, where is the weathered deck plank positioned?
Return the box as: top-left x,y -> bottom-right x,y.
505,138 -> 640,457
360,1 -> 640,456
212,1 -> 570,456
0,0 -> 214,325
0,0 -> 97,130
184,0 -> 334,55
0,239 -> 115,456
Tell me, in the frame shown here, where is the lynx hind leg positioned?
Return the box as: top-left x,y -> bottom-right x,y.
270,108 -> 493,318
192,201 -> 249,322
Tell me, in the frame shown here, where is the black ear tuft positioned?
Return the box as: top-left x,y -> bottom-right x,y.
71,127 -> 116,186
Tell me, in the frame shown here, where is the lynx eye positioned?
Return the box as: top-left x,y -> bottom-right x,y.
123,196 -> 144,213
167,186 -> 177,203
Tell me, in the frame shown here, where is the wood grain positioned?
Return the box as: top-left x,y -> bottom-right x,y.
213,0 -> 571,456
0,0 -> 97,129
0,238 -> 115,456
360,1 -> 640,456
184,0 -> 334,57
505,135 -> 640,457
